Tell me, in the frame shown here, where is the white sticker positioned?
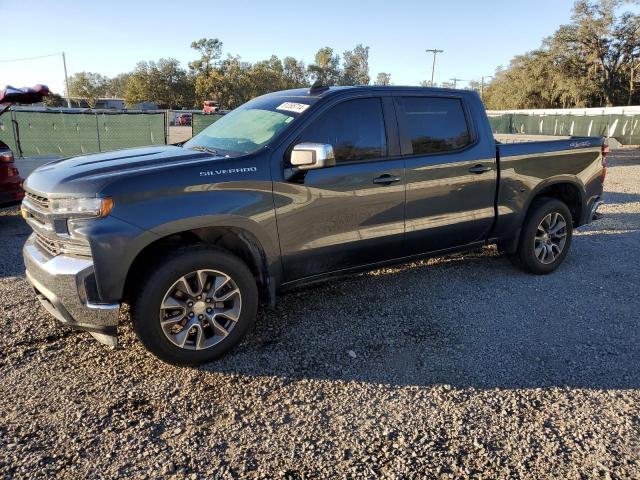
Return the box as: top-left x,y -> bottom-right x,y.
276,102 -> 310,114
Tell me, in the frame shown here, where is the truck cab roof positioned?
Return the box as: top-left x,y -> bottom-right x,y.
264,85 -> 477,100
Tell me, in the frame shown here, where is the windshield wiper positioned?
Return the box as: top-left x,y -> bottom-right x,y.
189,146 -> 219,155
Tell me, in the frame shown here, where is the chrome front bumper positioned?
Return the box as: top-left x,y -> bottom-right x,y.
23,236 -> 120,346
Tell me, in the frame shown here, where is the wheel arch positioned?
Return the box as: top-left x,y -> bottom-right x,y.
498,177 -> 585,254
122,220 -> 280,306
524,178 -> 585,227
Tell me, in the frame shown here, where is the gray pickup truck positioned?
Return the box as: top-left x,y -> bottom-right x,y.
21,84 -> 606,365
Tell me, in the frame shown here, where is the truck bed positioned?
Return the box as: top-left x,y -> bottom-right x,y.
490,135 -> 605,241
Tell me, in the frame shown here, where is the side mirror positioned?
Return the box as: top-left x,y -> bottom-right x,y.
290,143 -> 336,170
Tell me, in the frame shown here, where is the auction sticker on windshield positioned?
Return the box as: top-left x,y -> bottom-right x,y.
276,102 -> 310,114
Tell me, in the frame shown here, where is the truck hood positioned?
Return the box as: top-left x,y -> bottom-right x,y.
24,146 -> 213,196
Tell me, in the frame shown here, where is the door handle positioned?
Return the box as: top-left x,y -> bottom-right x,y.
468,164 -> 492,174
373,174 -> 401,185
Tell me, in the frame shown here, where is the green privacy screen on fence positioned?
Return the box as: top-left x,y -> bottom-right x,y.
97,113 -> 165,152
15,111 -> 99,157
6,111 -> 165,157
192,113 -> 223,136
0,116 -> 18,153
488,113 -> 640,145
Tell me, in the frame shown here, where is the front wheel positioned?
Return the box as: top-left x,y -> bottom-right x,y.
511,198 -> 573,275
131,246 -> 258,365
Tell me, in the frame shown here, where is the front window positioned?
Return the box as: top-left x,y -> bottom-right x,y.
185,96 -> 315,156
296,98 -> 387,163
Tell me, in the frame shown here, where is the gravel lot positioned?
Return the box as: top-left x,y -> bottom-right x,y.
1,152 -> 639,479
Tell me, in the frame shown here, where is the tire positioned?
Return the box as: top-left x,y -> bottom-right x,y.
511,197 -> 573,275
131,246 -> 258,365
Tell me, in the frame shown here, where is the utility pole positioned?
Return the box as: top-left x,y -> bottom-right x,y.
62,51 -> 72,108
480,75 -> 493,101
450,78 -> 466,89
426,49 -> 444,87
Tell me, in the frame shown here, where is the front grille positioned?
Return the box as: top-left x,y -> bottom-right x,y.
34,232 -> 62,257
33,232 -> 91,258
26,192 -> 50,210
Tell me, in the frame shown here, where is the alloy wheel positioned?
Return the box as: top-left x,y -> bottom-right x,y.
159,269 -> 242,350
534,212 -> 568,264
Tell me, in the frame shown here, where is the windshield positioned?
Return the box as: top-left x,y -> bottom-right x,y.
184,95 -> 315,155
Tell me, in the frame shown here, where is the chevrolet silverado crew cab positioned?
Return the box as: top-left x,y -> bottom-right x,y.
21,84 -> 606,365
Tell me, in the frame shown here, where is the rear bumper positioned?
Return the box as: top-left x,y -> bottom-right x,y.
587,198 -> 604,223
23,236 -> 120,346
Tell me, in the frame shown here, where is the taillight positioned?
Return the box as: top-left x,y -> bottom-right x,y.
601,144 -> 608,183
0,151 -> 14,163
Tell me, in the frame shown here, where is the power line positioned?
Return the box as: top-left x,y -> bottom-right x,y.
0,52 -> 63,63
450,78 -> 468,89
0,51 -> 72,108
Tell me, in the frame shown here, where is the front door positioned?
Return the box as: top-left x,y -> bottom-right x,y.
273,96 -> 406,282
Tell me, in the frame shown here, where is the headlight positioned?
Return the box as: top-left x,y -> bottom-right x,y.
49,197 -> 113,218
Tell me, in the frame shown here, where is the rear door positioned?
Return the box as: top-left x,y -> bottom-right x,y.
395,94 -> 497,254
272,95 -> 406,282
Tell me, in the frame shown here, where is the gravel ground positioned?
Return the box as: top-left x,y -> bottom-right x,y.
1,152 -> 639,479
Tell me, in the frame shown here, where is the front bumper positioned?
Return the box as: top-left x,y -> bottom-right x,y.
23,236 -> 120,346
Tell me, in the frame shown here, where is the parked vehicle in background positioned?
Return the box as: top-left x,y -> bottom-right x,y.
21,84 -> 606,365
176,113 -> 192,126
0,143 -> 23,207
203,100 -> 219,113
0,85 -> 49,207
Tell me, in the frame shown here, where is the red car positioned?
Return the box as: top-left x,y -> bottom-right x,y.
203,100 -> 219,114
0,84 -> 49,207
0,143 -> 23,207
176,113 -> 192,126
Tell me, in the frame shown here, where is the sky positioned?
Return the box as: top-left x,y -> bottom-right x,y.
0,0 -> 580,94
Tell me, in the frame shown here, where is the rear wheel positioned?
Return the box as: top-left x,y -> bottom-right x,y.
131,246 -> 258,365
511,198 -> 573,275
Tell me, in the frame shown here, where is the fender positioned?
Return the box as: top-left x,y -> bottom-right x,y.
92,181 -> 282,302
490,175 -> 587,247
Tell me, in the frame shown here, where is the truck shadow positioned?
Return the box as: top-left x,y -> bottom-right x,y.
200,229 -> 640,390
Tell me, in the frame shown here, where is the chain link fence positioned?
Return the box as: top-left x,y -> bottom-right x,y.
488,111 -> 640,145
0,109 -> 167,157
5,106 -> 640,157
0,109 -> 227,158
192,112 -> 223,136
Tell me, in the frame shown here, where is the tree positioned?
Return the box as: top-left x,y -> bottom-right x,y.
467,80 -> 481,94
282,57 -> 309,89
125,58 -> 194,108
105,73 -> 131,98
67,72 -> 108,108
308,47 -> 341,85
483,0 -> 640,109
374,72 -> 391,86
189,38 -> 223,76
341,44 -> 370,85
248,55 -> 285,97
43,93 -> 65,108
190,38 -> 224,104
196,55 -> 255,110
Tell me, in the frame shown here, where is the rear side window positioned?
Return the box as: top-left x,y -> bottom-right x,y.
399,97 -> 471,154
297,98 -> 387,163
